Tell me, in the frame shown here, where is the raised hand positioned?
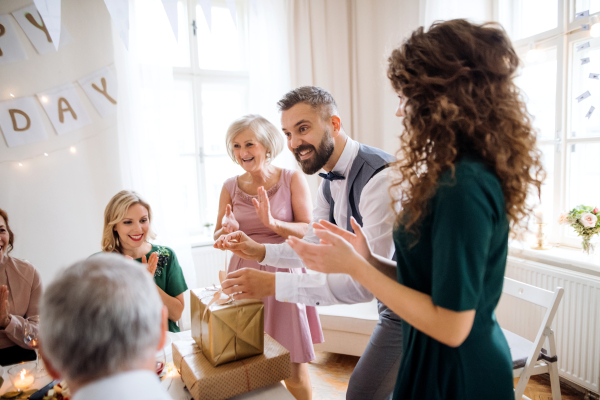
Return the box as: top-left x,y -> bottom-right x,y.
214,231 -> 266,262
0,285 -> 10,328
142,252 -> 158,276
313,217 -> 374,263
221,204 -> 240,234
286,228 -> 367,276
252,186 -> 275,229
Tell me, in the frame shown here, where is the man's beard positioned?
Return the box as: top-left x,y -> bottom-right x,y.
293,128 -> 335,175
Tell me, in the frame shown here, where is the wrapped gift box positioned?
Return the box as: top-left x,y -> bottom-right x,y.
191,287 -> 265,366
172,336 -> 291,400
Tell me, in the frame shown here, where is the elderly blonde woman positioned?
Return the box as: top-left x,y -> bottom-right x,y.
100,190 -> 187,333
214,114 -> 323,400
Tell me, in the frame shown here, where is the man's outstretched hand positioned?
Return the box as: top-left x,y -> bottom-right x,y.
221,268 -> 276,300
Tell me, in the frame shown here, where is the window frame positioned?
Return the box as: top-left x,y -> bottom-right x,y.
493,0 -> 600,247
173,0 -> 250,235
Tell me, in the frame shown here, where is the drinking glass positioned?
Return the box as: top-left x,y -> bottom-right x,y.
23,315 -> 46,377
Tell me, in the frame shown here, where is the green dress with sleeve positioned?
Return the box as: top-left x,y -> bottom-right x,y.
135,244 -> 188,333
392,157 -> 514,399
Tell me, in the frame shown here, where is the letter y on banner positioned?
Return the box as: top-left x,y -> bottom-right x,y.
78,66 -> 118,118
0,97 -> 48,147
12,4 -> 71,55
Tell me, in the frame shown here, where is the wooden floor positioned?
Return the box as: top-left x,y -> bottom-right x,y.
307,351 -> 587,400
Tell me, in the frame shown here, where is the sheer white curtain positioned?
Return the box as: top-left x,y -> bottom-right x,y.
113,0 -> 196,328
421,0 -> 493,27
248,0 -> 296,170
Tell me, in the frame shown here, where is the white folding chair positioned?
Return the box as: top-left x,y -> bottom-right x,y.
501,277 -> 564,400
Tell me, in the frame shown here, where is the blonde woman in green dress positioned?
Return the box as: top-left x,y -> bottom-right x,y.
287,19 -> 545,399
101,190 -> 188,333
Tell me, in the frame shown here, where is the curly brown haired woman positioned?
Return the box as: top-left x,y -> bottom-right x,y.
286,19 -> 544,399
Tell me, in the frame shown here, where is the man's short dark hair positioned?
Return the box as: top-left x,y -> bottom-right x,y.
277,86 -> 338,119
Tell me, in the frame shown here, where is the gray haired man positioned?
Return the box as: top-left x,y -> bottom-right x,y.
39,254 -> 170,400
215,86 -> 403,400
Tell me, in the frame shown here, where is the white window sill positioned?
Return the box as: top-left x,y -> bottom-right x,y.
509,241 -> 600,277
190,235 -> 215,248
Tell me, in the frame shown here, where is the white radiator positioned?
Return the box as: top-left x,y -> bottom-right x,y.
496,256 -> 600,394
191,246 -> 231,289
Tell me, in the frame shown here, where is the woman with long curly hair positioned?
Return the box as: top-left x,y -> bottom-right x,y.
286,19 -> 545,399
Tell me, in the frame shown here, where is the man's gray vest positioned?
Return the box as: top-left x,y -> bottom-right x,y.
322,144 -> 395,232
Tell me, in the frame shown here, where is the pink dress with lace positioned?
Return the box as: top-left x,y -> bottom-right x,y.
223,168 -> 324,363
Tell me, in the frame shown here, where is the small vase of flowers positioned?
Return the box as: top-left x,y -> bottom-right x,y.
558,205 -> 600,255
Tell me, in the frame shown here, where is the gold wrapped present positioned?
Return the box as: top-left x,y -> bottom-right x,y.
173,336 -> 291,400
191,287 -> 264,366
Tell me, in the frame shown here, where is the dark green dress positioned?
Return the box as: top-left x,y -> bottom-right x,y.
134,244 -> 188,333
393,158 -> 513,400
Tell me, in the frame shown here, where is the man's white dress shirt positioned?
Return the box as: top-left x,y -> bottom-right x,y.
72,370 -> 171,400
260,137 -> 396,307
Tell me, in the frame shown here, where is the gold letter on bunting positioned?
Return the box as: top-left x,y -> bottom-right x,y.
0,97 -> 48,147
37,83 -> 91,135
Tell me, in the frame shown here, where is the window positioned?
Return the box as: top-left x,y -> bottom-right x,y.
172,0 -> 248,237
497,0 -> 600,247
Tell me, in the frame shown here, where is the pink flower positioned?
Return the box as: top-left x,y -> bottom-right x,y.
580,213 -> 598,228
594,208 -> 599,214
557,213 -> 569,225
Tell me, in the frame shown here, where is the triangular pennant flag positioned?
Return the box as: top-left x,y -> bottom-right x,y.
161,0 -> 178,42
198,0 -> 211,32
104,0 -> 129,50
250,0 -> 258,14
226,0 -> 237,28
33,0 -> 61,50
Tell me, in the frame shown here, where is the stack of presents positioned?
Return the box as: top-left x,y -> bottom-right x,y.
172,285 -> 291,400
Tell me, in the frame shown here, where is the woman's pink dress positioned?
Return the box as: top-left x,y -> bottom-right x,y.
224,168 -> 324,363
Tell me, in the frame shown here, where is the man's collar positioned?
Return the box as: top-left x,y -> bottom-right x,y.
330,137 -> 356,175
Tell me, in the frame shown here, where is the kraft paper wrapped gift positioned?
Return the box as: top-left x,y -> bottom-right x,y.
191,287 -> 264,366
172,336 -> 292,400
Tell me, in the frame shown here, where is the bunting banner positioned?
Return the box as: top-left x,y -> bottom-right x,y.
198,0 -> 212,31
77,66 -> 118,119
12,4 -> 71,55
103,0 -> 129,50
0,14 -> 28,65
162,0 -> 179,42
226,0 -> 237,28
0,97 -> 49,147
33,0 -> 62,50
37,83 -> 92,135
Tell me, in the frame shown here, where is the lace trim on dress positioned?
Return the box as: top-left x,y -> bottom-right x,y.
235,180 -> 282,204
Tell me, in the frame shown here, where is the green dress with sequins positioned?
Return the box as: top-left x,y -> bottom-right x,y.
135,245 -> 188,333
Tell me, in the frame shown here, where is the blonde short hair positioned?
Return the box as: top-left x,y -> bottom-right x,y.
225,114 -> 285,164
101,190 -> 157,253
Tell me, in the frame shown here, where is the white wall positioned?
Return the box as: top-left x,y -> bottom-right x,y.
0,0 -> 122,284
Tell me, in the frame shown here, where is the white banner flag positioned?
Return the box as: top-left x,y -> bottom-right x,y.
37,83 -> 91,135
0,97 -> 48,147
12,5 -> 71,55
104,0 -> 129,50
33,0 -> 61,50
198,0 -> 212,31
78,66 -> 118,118
226,0 -> 237,28
161,0 -> 179,42
0,14 -> 28,65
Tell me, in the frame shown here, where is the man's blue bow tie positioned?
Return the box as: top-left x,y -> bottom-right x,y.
319,171 -> 346,181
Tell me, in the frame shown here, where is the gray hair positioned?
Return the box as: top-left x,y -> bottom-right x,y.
225,114 -> 285,164
40,254 -> 163,383
277,86 -> 339,119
